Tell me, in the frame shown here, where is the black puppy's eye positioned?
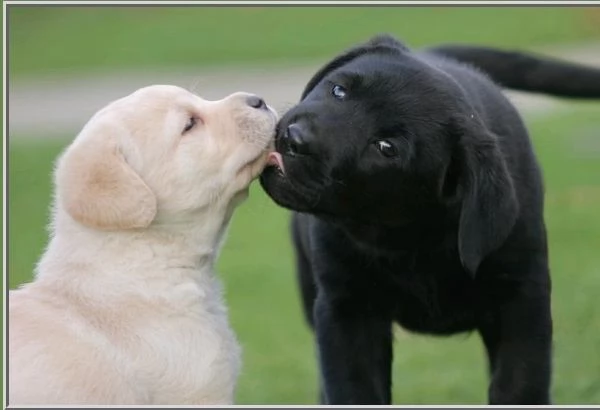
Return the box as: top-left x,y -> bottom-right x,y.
375,140 -> 398,157
331,84 -> 347,100
182,117 -> 197,134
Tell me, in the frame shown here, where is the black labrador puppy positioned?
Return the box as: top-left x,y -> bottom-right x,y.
260,34 -> 600,405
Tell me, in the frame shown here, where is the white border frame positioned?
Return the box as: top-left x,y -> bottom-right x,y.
3,1 -> 600,4
3,1 -> 600,408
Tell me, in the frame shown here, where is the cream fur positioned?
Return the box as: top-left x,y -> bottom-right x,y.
8,85 -> 277,405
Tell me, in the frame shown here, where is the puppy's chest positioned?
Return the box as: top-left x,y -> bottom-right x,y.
384,254 -> 480,335
127,287 -> 240,403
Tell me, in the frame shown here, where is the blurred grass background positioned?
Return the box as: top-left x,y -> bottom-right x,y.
7,5 -> 600,404
9,6 -> 600,76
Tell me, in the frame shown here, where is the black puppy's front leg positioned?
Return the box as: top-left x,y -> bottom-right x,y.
479,281 -> 552,404
314,294 -> 393,404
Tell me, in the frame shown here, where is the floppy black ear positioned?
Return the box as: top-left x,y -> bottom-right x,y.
454,115 -> 519,275
301,34 -> 408,100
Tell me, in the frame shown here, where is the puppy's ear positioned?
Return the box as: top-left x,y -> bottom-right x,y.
453,115 -> 519,275
301,34 -> 408,100
56,124 -> 157,230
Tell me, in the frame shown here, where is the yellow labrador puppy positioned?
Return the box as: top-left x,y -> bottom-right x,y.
8,85 -> 277,405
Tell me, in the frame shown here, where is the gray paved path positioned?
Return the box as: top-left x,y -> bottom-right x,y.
8,42 -> 600,139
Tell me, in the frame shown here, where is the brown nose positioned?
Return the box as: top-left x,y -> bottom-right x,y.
246,95 -> 267,110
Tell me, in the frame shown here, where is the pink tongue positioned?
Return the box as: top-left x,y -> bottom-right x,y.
267,152 -> 285,173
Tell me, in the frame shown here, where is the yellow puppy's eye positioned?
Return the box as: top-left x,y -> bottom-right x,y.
183,117 -> 197,134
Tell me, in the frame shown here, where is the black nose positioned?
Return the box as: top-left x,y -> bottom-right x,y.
285,123 -> 310,155
246,95 -> 267,110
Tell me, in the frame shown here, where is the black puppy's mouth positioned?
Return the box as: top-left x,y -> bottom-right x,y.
265,151 -> 286,177
260,150 -> 327,213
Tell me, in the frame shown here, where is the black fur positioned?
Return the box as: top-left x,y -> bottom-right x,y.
260,34 -> 600,404
429,44 -> 600,98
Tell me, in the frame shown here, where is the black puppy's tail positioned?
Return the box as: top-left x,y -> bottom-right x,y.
429,44 -> 600,99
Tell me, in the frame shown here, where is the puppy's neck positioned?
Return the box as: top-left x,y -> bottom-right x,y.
37,199 -> 239,284
148,201 -> 239,269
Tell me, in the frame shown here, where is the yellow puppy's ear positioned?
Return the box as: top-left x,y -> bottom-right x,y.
56,124 -> 157,230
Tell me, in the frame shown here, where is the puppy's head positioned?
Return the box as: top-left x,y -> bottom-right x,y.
261,35 -> 459,221
56,85 -> 276,231
260,35 -> 518,272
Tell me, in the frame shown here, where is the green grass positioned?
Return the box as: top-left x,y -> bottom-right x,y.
7,105 -> 600,404
8,6 -> 600,79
